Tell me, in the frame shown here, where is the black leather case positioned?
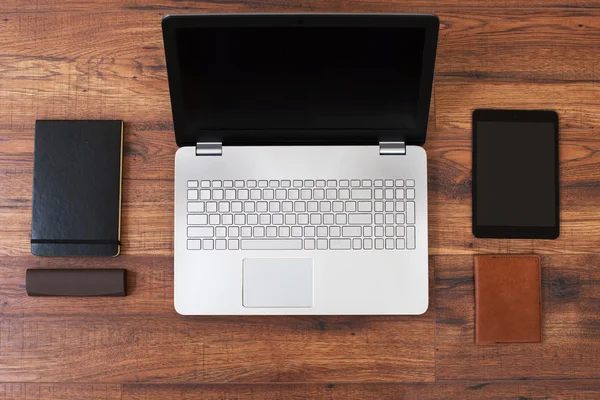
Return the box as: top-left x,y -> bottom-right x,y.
31,120 -> 124,256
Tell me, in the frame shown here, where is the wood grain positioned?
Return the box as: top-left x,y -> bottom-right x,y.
1,1 -> 600,397
435,254 -> 600,380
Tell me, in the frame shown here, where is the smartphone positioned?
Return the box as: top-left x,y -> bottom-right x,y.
472,109 -> 559,239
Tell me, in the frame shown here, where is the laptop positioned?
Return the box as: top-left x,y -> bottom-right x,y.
162,14 -> 439,315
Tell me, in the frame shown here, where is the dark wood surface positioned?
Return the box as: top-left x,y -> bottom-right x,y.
1,1 -> 599,398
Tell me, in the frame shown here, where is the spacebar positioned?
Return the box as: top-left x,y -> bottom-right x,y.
241,239 -> 303,250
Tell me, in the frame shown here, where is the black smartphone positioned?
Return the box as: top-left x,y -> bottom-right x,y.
472,109 -> 559,239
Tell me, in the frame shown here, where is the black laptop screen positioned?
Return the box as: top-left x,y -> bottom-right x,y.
174,26 -> 426,133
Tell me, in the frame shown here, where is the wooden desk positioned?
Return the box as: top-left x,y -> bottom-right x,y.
1,2 -> 599,398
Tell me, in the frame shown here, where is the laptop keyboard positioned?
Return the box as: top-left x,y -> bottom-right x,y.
185,179 -> 417,251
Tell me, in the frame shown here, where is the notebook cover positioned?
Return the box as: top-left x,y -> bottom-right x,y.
474,255 -> 542,344
31,120 -> 123,256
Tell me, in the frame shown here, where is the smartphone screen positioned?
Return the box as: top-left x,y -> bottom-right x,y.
472,110 -> 559,239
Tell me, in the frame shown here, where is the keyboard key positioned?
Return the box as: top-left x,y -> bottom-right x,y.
350,180 -> 360,187
241,226 -> 252,237
219,202 -> 230,212
285,214 -> 296,225
358,201 -> 372,212
332,201 -> 344,212
374,201 -> 383,212
374,179 -> 383,187
407,189 -> 415,200
375,226 -> 384,237
330,238 -> 351,249
321,201 -> 331,212
264,189 -> 274,200
395,201 -> 405,212
260,214 -> 271,225
247,214 -> 258,225
326,189 -> 337,200
203,239 -> 214,250
407,226 -> 416,249
269,201 -> 280,212
351,189 -> 371,200
279,226 -> 290,237
298,213 -> 309,225
396,214 -> 405,224
316,180 -> 326,187
335,213 -> 347,225
187,190 -> 198,200
234,180 -> 244,188
342,226 -> 362,237
396,226 -> 405,237
374,189 -> 384,200
407,202 -> 415,224
229,239 -> 239,250
200,180 -> 210,188
340,180 -> 349,187
266,226 -> 277,237
385,201 -> 394,212
212,180 -> 222,188
364,238 -> 373,249
327,180 -> 337,187
310,214 -> 322,225
364,226 -> 372,236
241,239 -> 302,250
281,180 -> 291,188
330,226 -> 341,237
207,202 -> 217,212
396,238 -> 405,250
362,179 -> 372,187
224,180 -> 233,188
291,226 -> 303,237
385,226 -> 394,237
339,189 -> 350,200
276,189 -> 287,200
234,215 -> 246,225
385,238 -> 394,249
348,214 -> 372,224
258,180 -> 268,188
307,201 -> 318,212
269,180 -> 279,188
209,214 -> 220,225
305,239 -> 315,250
187,202 -> 205,213
243,202 -> 255,213
273,214 -> 284,225
353,238 -> 362,249
215,227 -> 227,237
323,213 -> 334,225
317,226 -> 328,237
188,227 -> 213,237
384,180 -> 394,187
187,239 -> 201,250
187,180 -> 199,188
346,201 -> 356,212
282,201 -> 293,212
222,214 -> 233,225
250,189 -> 261,200
301,189 -> 312,200
304,180 -> 314,188
385,189 -> 394,200
375,239 -> 384,249
407,180 -> 415,187
238,189 -> 249,200
305,226 -> 315,237
385,214 -> 394,224
293,180 -> 303,187
229,226 -> 239,237
317,239 -> 328,249
253,226 -> 265,237
395,179 -> 404,187
257,201 -> 268,212
375,214 -> 384,224
314,189 -> 325,200
295,201 -> 306,212
225,189 -> 236,200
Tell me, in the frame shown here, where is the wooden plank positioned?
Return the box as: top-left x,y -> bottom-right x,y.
435,254 -> 600,380
0,383 -> 121,399
2,0 -> 600,13
121,381 -> 600,399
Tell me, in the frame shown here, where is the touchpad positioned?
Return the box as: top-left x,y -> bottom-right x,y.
243,258 -> 313,308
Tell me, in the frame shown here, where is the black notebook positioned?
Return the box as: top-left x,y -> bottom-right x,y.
31,120 -> 124,256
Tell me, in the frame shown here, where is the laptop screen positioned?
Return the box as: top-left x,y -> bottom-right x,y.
176,26 -> 425,132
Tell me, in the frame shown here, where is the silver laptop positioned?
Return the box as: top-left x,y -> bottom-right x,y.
162,14 -> 439,315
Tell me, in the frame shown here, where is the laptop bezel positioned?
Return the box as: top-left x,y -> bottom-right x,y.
162,14 -> 439,147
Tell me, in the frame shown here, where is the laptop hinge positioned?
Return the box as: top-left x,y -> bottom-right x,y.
379,141 -> 406,155
196,142 -> 222,156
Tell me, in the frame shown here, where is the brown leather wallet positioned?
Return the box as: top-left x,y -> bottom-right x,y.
474,255 -> 542,344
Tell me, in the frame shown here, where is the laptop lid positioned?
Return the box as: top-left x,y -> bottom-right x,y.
162,14 -> 439,147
